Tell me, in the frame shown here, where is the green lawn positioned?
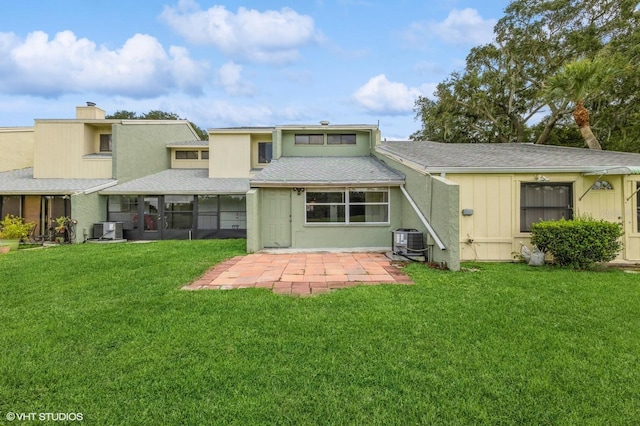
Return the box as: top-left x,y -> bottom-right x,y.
1,240 -> 639,425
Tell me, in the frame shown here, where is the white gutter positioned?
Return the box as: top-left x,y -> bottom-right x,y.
400,184 -> 446,250
81,181 -> 119,195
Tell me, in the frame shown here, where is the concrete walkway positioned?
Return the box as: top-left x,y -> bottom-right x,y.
182,252 -> 414,296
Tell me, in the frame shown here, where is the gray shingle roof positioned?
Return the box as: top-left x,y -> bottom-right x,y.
250,156 -> 405,186
378,141 -> 640,173
0,168 -> 116,194
100,169 -> 249,195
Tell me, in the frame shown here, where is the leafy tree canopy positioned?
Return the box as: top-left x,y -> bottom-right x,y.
106,110 -> 207,140
413,0 -> 640,152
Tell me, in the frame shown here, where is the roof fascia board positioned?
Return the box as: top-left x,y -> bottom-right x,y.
250,181 -> 404,188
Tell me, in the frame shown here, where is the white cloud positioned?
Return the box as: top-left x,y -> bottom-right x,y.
0,30 -> 207,98
160,0 -> 323,64
215,61 -> 253,96
404,8 -> 496,47
352,74 -> 424,115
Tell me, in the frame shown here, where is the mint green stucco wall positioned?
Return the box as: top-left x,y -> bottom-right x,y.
70,191 -> 107,243
246,189 -> 260,253
112,122 -> 197,183
280,130 -> 374,157
373,152 -> 460,271
286,187 -> 403,249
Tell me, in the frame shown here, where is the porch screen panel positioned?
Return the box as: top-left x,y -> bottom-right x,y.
220,195 -> 246,229
164,195 -> 194,229
1,195 -> 21,218
520,183 -> 573,232
197,196 -> 218,230
107,196 -> 139,230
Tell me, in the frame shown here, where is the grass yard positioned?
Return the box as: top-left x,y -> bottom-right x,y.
1,240 -> 639,425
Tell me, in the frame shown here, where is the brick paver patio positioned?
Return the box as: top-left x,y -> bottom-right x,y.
182,252 -> 413,296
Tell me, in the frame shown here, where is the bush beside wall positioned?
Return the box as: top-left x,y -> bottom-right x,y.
530,218 -> 623,269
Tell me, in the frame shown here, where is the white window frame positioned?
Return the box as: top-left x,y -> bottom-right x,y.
305,187 -> 390,225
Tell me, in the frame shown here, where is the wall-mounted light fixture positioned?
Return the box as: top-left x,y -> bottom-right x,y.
292,187 -> 305,195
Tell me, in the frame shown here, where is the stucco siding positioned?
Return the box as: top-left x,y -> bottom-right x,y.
373,151 -> 460,270
287,187 -> 402,249
70,191 -> 107,243
113,123 -> 194,183
246,189 -> 260,253
281,130 -> 373,157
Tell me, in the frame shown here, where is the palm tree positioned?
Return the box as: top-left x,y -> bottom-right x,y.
543,58 -> 615,150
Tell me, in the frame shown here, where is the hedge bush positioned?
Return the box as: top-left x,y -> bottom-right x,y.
530,217 -> 623,269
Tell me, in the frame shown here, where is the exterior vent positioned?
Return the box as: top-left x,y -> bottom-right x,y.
320,120 -> 330,125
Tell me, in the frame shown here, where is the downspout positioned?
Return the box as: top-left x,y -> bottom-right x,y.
400,184 -> 446,250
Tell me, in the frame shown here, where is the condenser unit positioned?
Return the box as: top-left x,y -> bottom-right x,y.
93,222 -> 123,240
392,228 -> 425,258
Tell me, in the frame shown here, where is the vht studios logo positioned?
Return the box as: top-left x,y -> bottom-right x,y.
5,412 -> 84,422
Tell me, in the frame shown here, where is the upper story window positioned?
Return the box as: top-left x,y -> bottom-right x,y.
295,134 -> 324,145
520,183 -> 573,232
175,150 -> 199,160
258,142 -> 272,163
201,150 -> 209,160
100,134 -> 112,152
327,134 -> 356,145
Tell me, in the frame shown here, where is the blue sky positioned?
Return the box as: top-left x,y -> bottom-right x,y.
0,0 -> 508,139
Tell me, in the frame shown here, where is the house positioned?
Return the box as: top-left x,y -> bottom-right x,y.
207,123 -> 460,270
0,103 -> 200,241
377,140 -> 640,263
12,103 -> 640,268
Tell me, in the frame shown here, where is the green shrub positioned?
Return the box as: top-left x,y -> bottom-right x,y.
0,214 -> 35,240
530,217 -> 623,269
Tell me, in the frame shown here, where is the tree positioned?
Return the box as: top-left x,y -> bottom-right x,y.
542,58 -> 619,150
107,110 -> 208,140
413,0 -> 640,151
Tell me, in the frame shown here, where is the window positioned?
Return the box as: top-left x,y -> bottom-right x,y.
201,150 -> 209,160
295,134 -> 324,145
100,134 -> 112,152
520,183 -> 573,232
327,134 -> 356,145
306,188 -> 389,224
175,150 -> 198,160
164,195 -> 194,229
258,142 -> 272,163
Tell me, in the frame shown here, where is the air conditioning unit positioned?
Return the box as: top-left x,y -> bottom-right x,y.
93,222 -> 123,240
392,228 -> 425,258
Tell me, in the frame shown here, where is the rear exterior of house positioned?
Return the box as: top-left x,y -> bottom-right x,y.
1,106 -> 463,269
212,124 -> 461,270
378,141 -> 640,263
